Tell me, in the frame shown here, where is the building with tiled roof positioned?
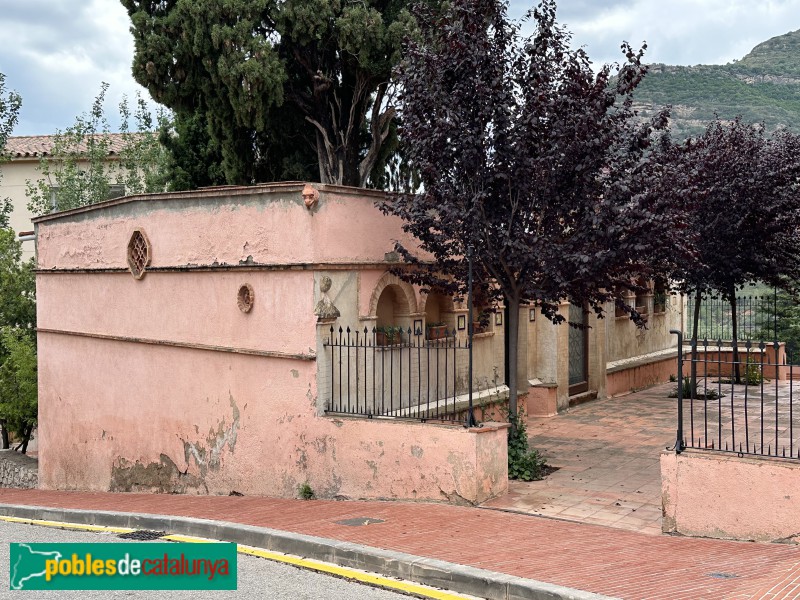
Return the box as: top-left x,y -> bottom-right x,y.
2,133 -> 147,260
5,133 -> 133,159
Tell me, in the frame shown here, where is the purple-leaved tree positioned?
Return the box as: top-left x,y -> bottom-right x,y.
382,0 -> 676,423
667,117 -> 800,384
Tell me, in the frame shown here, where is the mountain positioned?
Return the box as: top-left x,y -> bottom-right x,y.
632,29 -> 800,139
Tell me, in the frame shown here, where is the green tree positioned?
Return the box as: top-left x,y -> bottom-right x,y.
121,0 -> 414,188
0,73 -> 22,225
0,227 -> 36,450
26,83 -> 168,215
0,327 -> 37,453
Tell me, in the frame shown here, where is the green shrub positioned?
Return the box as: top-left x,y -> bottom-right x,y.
507,412 -> 548,481
743,358 -> 763,385
297,482 -> 315,500
669,376 -> 719,399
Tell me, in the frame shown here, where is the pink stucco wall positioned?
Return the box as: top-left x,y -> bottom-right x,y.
661,450 -> 800,542
35,184 -> 422,271
38,333 -> 507,501
34,183 -> 508,503
683,345 -> 787,381
606,356 -> 677,397
37,271 -> 315,356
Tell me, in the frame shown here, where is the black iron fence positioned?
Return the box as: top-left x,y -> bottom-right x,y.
322,326 -> 500,422
673,331 -> 800,460
685,294 -> 778,342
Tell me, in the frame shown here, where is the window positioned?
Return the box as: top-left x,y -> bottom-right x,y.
127,229 -> 151,279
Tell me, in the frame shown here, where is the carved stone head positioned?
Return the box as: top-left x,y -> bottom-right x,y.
302,184 -> 319,209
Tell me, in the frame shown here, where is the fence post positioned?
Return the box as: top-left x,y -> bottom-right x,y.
465,244 -> 476,427
671,329 -> 685,453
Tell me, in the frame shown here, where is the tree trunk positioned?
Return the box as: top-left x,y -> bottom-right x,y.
506,295 -> 520,428
19,424 -> 31,454
0,421 -> 8,450
691,290 -> 702,399
730,289 -> 741,384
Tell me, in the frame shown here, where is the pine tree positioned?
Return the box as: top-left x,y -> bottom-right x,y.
122,0 -> 413,187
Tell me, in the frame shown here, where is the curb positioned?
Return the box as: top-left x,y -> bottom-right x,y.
0,503 -> 617,600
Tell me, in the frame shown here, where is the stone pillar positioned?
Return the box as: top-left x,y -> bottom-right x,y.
588,309 -> 607,400
315,318 -> 337,415
526,305 -> 561,417
554,301 -> 571,411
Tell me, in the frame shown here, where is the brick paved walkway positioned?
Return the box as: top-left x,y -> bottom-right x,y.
0,488 -> 799,599
485,383 -> 676,535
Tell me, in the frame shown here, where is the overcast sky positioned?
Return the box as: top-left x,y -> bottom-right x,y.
1,0 -> 798,136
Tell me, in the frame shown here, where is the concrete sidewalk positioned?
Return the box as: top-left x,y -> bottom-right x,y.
0,489 -> 798,599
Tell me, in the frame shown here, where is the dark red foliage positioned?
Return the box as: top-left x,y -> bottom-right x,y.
381,0 -> 676,416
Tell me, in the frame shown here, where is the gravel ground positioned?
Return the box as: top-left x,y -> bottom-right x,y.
0,520 -> 416,600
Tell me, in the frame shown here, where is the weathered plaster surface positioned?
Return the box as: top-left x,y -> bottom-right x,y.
661,450 -> 800,542
36,184 -> 507,503
37,271 -> 315,357
36,186 -> 423,270
606,302 -> 683,364
38,334 -> 506,502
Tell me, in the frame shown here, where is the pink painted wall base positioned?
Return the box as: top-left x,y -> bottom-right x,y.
661,449 -> 800,542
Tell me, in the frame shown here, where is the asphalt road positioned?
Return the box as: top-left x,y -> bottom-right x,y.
0,521 -> 415,599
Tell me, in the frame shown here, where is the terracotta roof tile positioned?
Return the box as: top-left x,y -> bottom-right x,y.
5,133 -> 149,158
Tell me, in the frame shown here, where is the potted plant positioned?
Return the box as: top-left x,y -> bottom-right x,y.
426,321 -> 447,340
654,291 -> 668,313
376,325 -> 403,346
472,311 -> 490,334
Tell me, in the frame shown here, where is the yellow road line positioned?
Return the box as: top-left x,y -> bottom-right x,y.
0,515 -> 135,534
0,517 -> 478,600
168,533 -> 477,600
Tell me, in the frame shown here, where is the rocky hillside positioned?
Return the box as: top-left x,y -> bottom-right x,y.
633,29 -> 800,139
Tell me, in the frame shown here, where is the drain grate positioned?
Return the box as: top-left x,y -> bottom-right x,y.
118,530 -> 166,541
708,572 -> 738,580
334,518 -> 385,527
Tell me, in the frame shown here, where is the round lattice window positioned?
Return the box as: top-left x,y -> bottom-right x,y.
237,283 -> 255,313
127,229 -> 151,279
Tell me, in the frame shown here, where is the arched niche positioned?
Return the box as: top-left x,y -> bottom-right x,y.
367,272 -> 418,328
420,291 -> 456,327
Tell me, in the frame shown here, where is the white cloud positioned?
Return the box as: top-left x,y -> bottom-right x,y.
1,0 -> 798,135
541,0 -> 800,67
0,0 -> 151,135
